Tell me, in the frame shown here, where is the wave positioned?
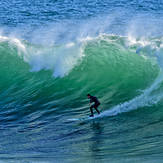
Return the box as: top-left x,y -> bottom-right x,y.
0,34 -> 163,121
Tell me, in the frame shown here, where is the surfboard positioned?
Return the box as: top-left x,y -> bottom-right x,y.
68,114 -> 101,122
68,116 -> 90,121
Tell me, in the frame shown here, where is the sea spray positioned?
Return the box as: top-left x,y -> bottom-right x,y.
99,70 -> 163,117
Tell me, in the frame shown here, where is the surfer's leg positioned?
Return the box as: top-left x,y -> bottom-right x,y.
95,107 -> 100,114
90,105 -> 94,117
95,103 -> 100,114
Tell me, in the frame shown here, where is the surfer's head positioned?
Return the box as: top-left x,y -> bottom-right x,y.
87,94 -> 91,99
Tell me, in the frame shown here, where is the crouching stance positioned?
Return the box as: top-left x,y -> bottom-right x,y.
87,94 -> 100,117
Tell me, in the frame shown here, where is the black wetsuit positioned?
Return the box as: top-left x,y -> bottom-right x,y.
89,96 -> 100,116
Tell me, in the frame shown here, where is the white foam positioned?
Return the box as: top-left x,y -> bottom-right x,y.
0,35 -> 28,61
25,41 -> 85,77
0,34 -> 86,78
0,35 -> 8,42
100,71 -> 163,118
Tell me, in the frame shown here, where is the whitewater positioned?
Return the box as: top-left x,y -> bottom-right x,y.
1,0 -> 163,163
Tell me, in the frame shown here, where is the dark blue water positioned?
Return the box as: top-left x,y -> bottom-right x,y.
1,0 -> 163,162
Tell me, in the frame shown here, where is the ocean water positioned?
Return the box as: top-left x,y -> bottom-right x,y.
1,0 -> 163,162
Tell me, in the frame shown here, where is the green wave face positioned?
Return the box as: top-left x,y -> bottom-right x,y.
0,35 -> 160,109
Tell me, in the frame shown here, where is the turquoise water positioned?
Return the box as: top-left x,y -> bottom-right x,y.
1,1 -> 163,162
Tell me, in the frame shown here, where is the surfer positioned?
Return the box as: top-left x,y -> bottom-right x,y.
87,94 -> 100,117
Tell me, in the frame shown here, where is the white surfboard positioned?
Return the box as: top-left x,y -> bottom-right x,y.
67,114 -> 101,121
